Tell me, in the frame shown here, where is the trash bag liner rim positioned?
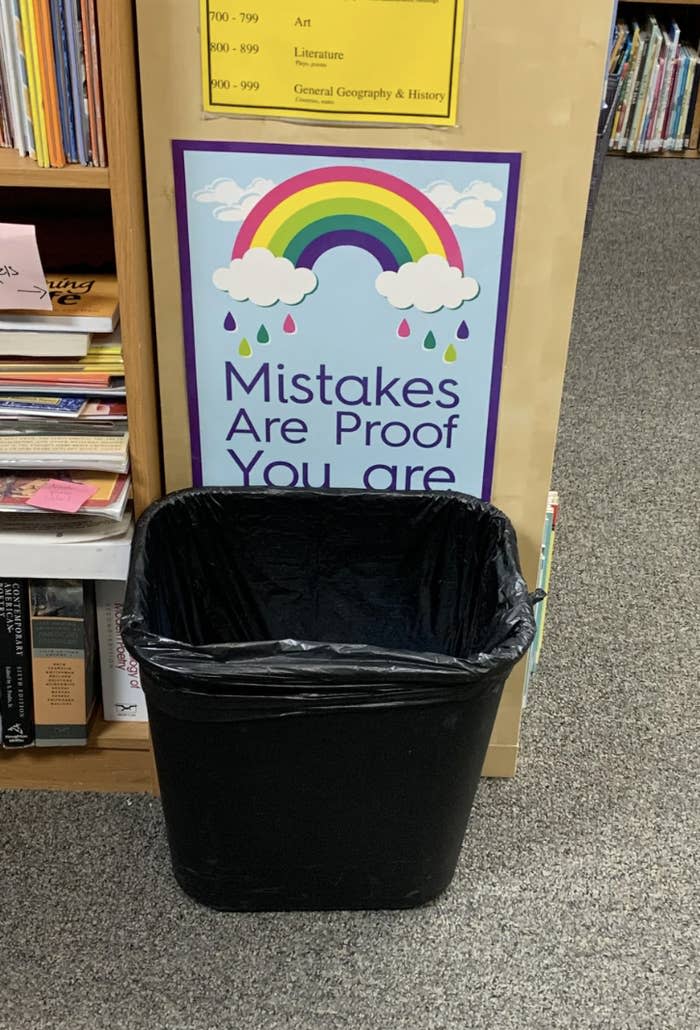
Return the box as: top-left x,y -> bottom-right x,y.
121,487 -> 536,699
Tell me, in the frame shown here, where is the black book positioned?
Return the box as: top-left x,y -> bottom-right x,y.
683,56 -> 700,148
0,579 -> 34,748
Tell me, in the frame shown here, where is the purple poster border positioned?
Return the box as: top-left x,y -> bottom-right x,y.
172,140 -> 521,497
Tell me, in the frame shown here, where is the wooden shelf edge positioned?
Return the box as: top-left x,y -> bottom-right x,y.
609,148 -> 700,158
0,149 -> 110,188
0,746 -> 153,792
88,712 -> 151,751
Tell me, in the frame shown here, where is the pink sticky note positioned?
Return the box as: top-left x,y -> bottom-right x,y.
0,223 -> 52,310
27,479 -> 98,514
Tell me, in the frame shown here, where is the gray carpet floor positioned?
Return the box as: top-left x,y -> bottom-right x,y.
1,158 -> 699,1030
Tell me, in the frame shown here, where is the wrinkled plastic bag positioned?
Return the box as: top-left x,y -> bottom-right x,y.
121,488 -> 537,720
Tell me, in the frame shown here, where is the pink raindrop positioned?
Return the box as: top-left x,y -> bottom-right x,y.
397,318 -> 411,338
283,314 -> 297,334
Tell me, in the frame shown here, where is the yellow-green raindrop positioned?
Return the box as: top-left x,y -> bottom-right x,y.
238,338 -> 252,358
443,344 -> 458,364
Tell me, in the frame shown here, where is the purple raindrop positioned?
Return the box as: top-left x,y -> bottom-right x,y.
456,320 -> 469,340
224,312 -> 237,332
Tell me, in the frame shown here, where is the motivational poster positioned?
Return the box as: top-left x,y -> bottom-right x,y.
173,141 -> 519,497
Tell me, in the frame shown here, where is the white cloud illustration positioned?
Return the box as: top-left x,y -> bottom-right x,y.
213,248 -> 317,307
375,254 -> 479,312
194,177 -> 275,222
425,180 -> 503,229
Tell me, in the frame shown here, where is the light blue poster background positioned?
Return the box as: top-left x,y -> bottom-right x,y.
177,144 -> 518,496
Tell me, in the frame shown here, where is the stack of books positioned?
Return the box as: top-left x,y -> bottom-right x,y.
0,576 -> 147,749
0,271 -> 130,526
608,15 -> 700,155
0,0 -> 106,168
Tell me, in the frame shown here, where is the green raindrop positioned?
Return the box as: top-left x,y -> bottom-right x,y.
238,337 -> 252,358
422,331 -> 437,351
443,344 -> 458,364
257,324 -> 270,344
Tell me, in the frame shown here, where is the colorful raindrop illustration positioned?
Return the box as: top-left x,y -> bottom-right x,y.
443,344 -> 458,364
223,312 -> 237,332
283,314 -> 297,335
238,338 -> 252,358
256,324 -> 270,344
422,331 -> 437,351
397,318 -> 411,339
456,320 -> 469,340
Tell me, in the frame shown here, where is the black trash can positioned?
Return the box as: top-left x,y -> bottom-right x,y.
122,488 -> 536,912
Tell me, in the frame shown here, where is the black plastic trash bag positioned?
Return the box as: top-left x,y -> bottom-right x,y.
122,488 -> 536,912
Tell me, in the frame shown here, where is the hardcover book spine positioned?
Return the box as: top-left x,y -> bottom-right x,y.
0,578 -> 34,747
30,579 -> 94,746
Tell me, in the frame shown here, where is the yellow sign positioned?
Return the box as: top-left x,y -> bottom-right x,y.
201,0 -> 465,125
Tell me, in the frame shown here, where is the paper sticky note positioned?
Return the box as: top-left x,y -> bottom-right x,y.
0,223 -> 52,310
27,479 -> 98,514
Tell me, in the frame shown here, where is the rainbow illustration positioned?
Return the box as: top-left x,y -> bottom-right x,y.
232,166 -> 463,273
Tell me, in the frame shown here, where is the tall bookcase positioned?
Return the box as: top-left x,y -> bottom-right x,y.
0,0 -> 161,794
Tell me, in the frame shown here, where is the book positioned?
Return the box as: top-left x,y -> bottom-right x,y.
0,430 -> 129,472
650,23 -> 680,151
82,0 -> 103,165
0,576 -> 34,746
0,380 -> 124,396
0,273 -> 119,332
617,23 -> 643,148
20,0 -> 48,165
29,578 -> 96,746
667,47 -> 691,150
0,506 -> 131,540
48,0 -> 75,161
96,580 -> 147,722
0,469 -> 130,518
0,328 -> 91,356
676,49 -> 698,151
8,0 -> 36,157
0,394 -> 128,417
0,0 -> 27,154
32,0 -> 64,166
628,20 -> 661,153
683,50 -> 700,148
62,0 -> 86,164
523,491 -> 559,707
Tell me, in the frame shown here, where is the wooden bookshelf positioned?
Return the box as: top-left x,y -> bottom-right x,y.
0,0 -> 161,795
0,148 -> 110,188
613,0 -> 700,158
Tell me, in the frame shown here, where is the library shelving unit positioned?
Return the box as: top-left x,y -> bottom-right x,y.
611,0 -> 700,158
135,0 -> 615,777
0,0 -> 161,794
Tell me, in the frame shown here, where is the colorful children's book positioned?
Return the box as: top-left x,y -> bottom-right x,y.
48,0 -> 75,161
8,0 -> 35,157
32,0 -> 64,166
0,393 -> 87,416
